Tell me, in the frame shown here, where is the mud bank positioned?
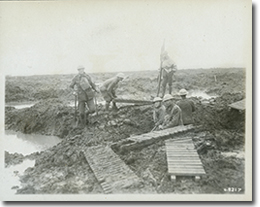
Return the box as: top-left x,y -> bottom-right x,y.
4,91 -> 245,194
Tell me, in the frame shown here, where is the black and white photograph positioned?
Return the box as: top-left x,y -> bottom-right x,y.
0,0 -> 252,201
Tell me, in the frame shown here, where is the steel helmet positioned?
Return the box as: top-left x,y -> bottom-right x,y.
179,89 -> 188,96
77,65 -> 85,71
116,73 -> 125,79
153,97 -> 162,102
163,94 -> 174,102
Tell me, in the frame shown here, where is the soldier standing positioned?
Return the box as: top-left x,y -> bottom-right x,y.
70,66 -> 98,128
160,52 -> 177,98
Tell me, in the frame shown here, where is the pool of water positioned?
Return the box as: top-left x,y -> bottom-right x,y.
189,91 -> 217,100
4,130 -> 61,155
5,103 -> 35,109
3,131 -> 62,196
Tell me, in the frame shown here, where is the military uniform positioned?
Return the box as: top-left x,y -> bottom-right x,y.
153,105 -> 166,127
161,103 -> 183,129
176,98 -> 195,125
99,74 -> 124,110
161,58 -> 177,97
70,72 -> 97,126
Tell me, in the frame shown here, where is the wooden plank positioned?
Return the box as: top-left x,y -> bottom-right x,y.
83,146 -> 146,194
168,166 -> 204,169
165,143 -> 194,146
169,172 -> 205,176
168,162 -> 203,166
166,143 -> 194,146
168,167 -> 204,171
167,155 -> 199,158
168,169 -> 205,174
167,158 -> 201,161
165,150 -> 197,153
166,151 -> 198,155
167,161 -> 202,165
228,99 -> 245,111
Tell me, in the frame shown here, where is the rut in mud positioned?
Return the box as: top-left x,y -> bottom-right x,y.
4,68 -> 246,194
5,91 -> 245,194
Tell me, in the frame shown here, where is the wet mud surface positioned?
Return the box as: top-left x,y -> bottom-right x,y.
4,68 -> 246,194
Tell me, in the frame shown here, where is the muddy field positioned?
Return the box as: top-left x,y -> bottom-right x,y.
4,68 -> 246,194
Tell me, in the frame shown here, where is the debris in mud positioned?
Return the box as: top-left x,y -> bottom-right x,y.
4,68 -> 246,194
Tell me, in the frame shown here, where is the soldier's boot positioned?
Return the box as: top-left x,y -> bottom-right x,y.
85,113 -> 89,125
78,114 -> 86,128
105,102 -> 110,110
161,85 -> 166,98
169,85 -> 172,95
112,102 -> 118,111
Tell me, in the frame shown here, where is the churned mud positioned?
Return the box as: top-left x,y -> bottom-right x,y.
4,68 -> 246,194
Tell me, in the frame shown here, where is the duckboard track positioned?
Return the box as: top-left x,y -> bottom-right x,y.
82,146 -> 156,193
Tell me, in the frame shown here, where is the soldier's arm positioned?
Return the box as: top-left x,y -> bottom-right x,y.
158,107 -> 165,125
153,111 -> 157,124
69,77 -> 77,90
86,75 -> 98,92
107,81 -> 118,98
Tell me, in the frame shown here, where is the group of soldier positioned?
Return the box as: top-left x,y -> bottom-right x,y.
70,64 -> 195,129
152,89 -> 195,131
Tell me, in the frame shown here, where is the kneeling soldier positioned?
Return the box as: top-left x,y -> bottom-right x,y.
159,94 -> 183,130
153,97 -> 166,130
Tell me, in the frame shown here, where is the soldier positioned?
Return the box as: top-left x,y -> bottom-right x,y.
159,94 -> 183,130
99,73 -> 125,110
176,89 -> 195,125
152,97 -> 166,129
70,65 -> 98,128
160,52 -> 177,98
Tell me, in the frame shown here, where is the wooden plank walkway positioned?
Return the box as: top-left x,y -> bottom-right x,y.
165,138 -> 206,181
112,124 -> 195,152
113,98 -> 153,105
82,145 -> 155,194
228,99 -> 245,111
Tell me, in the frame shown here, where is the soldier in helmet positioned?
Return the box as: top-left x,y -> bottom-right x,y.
160,52 -> 177,98
100,73 -> 125,110
70,66 -> 98,128
176,89 -> 195,125
152,97 -> 166,129
159,94 -> 183,130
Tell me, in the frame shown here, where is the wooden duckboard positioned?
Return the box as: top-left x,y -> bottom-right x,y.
165,138 -> 206,180
82,146 -> 155,194
228,99 -> 245,111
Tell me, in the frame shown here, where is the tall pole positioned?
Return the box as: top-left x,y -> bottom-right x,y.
156,60 -> 163,97
156,39 -> 165,97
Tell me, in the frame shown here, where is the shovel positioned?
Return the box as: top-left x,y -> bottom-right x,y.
150,125 -> 158,132
94,92 -> 99,116
73,94 -> 78,127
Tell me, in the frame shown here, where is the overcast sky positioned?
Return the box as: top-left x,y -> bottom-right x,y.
0,0 -> 251,76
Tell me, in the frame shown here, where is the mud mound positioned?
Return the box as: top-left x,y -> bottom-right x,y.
17,135 -> 103,194
5,99 -> 75,138
193,92 -> 245,131
5,82 -> 29,102
5,97 -> 154,142
5,151 -> 24,167
116,131 -> 244,194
